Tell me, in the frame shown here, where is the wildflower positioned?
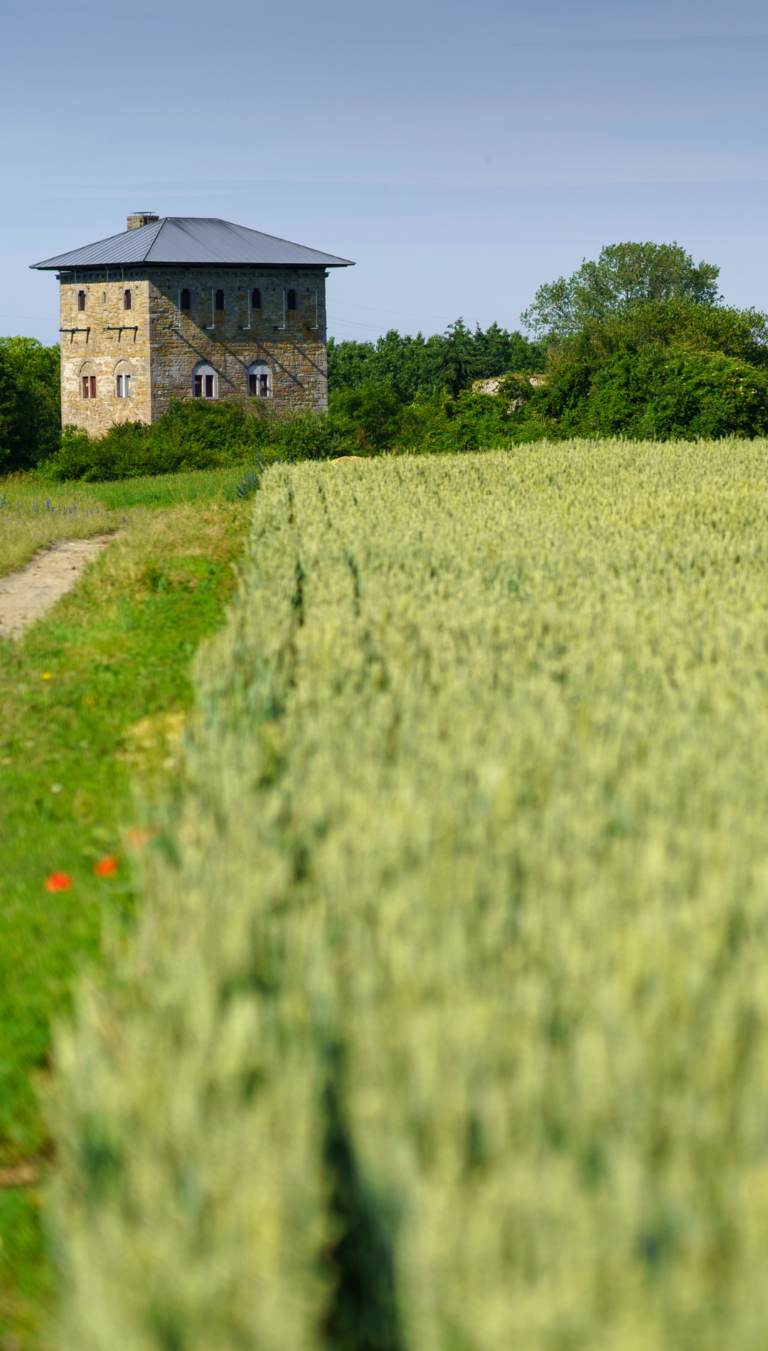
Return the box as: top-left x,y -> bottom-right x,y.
45,872 -> 72,892
125,826 -> 155,849
41,672 -> 52,681
93,855 -> 119,878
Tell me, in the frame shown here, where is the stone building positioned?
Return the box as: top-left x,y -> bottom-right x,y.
31,215 -> 353,435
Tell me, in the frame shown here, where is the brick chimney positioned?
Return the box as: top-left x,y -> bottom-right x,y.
127,212 -> 159,231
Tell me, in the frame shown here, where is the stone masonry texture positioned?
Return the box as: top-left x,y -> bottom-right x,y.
59,266 -> 329,434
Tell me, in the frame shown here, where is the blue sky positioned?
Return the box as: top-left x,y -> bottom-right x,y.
1,0 -> 767,345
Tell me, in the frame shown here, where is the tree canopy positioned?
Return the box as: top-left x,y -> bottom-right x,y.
0,337 -> 61,473
520,242 -> 721,339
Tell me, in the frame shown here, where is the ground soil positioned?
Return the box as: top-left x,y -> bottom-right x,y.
0,537 -> 113,640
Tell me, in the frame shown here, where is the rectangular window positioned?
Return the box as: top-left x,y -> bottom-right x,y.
124,289 -> 132,311
205,373 -> 214,398
83,375 -> 96,399
194,374 -> 202,397
77,290 -> 86,312
116,374 -> 132,398
180,288 -> 191,310
251,288 -> 261,310
215,288 -> 225,311
248,371 -> 270,398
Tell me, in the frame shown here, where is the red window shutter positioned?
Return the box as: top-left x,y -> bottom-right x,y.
83,376 -> 89,398
90,376 -> 97,398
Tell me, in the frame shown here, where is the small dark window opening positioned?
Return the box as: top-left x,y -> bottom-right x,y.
251,288 -> 261,310
82,375 -> 96,399
77,290 -> 86,312
205,373 -> 214,397
194,373 -> 202,397
286,288 -> 297,311
123,289 -> 132,311
215,289 -> 225,311
180,288 -> 191,310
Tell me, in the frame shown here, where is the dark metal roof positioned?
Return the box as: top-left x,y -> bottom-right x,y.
30,217 -> 354,271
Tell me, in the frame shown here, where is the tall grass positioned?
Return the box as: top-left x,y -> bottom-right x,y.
49,439 -> 768,1350
0,481 -> 114,577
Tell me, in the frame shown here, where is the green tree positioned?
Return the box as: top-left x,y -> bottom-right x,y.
587,348 -> 768,440
472,323 -> 544,378
0,337 -> 61,472
521,242 -> 721,339
328,383 -> 404,452
431,319 -> 477,397
327,338 -> 377,394
509,299 -> 768,442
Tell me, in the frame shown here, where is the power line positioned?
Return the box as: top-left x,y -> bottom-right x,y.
0,313 -> 55,322
332,300 -> 455,322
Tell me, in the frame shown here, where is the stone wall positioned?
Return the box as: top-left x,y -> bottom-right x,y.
58,266 -> 329,432
59,274 -> 151,433
147,267 -> 329,419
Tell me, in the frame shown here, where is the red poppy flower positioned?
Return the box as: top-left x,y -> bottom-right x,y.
93,855 -> 119,878
45,872 -> 72,892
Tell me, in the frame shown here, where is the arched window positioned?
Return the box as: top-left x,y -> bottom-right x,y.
80,361 -> 97,399
123,289 -> 132,311
77,290 -> 86,312
215,288 -> 225,311
115,361 -> 133,398
286,288 -> 297,311
247,362 -> 271,399
193,362 -> 217,399
180,288 -> 191,311
251,288 -> 262,310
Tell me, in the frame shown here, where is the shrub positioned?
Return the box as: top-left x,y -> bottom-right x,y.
43,400 -> 350,482
587,347 -> 768,439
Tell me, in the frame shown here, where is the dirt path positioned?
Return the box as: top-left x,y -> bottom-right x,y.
0,536 -> 114,640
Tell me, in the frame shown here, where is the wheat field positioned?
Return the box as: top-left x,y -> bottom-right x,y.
50,440 -> 768,1350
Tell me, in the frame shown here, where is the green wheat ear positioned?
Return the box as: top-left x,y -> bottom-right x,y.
50,442 -> 768,1351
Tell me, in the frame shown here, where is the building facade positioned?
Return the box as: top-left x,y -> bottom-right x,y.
32,215 -> 353,435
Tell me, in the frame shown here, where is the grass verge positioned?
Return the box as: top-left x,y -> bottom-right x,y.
0,489 -> 250,1344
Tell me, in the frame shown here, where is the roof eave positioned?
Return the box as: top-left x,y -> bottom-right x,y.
31,259 -> 354,271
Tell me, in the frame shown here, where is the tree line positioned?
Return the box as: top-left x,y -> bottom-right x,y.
3,241 -> 768,476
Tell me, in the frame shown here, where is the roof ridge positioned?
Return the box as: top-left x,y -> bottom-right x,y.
137,216 -> 168,262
